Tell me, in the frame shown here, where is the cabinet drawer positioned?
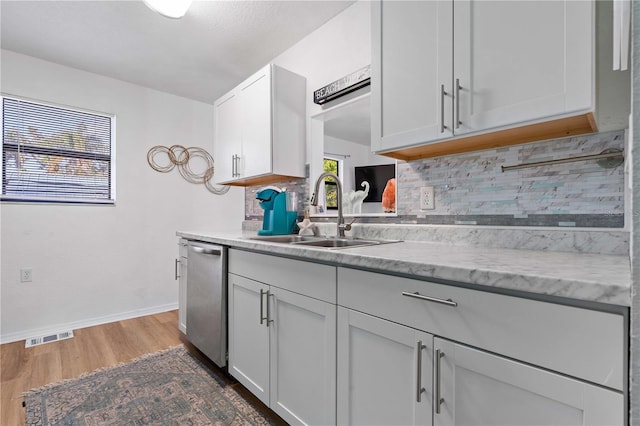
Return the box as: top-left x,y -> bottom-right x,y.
337,267 -> 624,391
229,249 -> 336,303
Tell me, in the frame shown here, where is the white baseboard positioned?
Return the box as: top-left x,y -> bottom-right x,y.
0,303 -> 179,345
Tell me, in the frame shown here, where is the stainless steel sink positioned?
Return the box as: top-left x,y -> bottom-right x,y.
246,235 -> 400,249
292,238 -> 382,249
247,235 -> 322,243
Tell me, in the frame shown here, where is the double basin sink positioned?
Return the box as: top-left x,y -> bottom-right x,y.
246,234 -> 400,249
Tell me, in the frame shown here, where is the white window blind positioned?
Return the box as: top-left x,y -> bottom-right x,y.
2,96 -> 115,203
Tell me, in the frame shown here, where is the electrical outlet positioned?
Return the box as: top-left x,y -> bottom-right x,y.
20,268 -> 33,283
420,186 -> 435,210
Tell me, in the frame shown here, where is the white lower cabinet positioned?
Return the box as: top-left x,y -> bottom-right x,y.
176,239 -> 187,334
337,308 -> 433,426
433,338 -> 624,426
269,287 -> 336,425
228,274 -> 270,402
336,310 -> 624,426
337,267 -> 625,426
227,250 -> 336,426
228,251 -> 625,426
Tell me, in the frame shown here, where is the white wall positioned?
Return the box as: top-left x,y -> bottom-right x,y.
271,0 -> 371,184
0,50 -> 245,343
273,1 -> 370,119
263,1 -> 390,216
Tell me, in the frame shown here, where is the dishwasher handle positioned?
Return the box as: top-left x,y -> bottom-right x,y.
191,246 -> 221,256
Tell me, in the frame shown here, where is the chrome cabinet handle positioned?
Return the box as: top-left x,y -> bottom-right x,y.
455,78 -> 462,129
402,291 -> 458,307
440,84 -> 448,133
266,290 -> 273,327
174,259 -> 180,280
259,289 -> 273,326
191,246 -> 221,256
232,154 -> 241,177
416,341 -> 427,402
232,154 -> 240,177
260,289 -> 267,325
435,349 -> 445,414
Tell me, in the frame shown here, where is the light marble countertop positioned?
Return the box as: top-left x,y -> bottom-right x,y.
177,230 -> 631,307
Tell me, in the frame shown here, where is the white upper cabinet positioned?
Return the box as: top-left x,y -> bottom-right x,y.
453,0 -> 592,135
213,92 -> 240,184
371,0 -> 595,158
213,64 -> 306,186
371,1 -> 453,151
239,70 -> 272,179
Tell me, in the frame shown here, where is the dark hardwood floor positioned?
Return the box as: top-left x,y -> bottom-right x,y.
0,310 -> 286,425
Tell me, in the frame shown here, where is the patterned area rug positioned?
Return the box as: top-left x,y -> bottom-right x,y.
24,345 -> 273,425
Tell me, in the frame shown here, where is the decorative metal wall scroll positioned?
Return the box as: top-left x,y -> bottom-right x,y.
147,145 -> 229,195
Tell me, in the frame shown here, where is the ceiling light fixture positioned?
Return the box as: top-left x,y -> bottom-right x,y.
143,0 -> 193,19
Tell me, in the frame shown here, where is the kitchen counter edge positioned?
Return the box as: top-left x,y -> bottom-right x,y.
176,231 -> 631,307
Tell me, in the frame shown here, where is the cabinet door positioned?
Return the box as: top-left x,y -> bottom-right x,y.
269,287 -> 336,426
454,0 -> 593,134
433,338 -> 624,426
371,0 -> 453,153
177,240 -> 187,334
240,65 -> 272,178
213,91 -> 241,183
178,259 -> 187,333
228,273 -> 270,405
337,308 -> 433,426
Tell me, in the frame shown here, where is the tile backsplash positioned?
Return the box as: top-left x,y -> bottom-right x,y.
245,130 -> 626,228
245,177 -> 307,219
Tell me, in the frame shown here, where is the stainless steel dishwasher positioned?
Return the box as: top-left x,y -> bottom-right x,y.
186,241 -> 227,368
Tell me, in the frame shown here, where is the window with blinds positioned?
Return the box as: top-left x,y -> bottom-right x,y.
323,157 -> 339,210
2,96 -> 115,203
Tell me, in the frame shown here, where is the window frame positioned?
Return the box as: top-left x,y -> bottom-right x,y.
1,94 -> 116,205
323,156 -> 341,210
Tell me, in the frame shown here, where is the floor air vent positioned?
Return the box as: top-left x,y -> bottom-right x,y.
25,330 -> 74,348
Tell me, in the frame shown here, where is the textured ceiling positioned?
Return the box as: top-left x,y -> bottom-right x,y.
1,0 -> 355,104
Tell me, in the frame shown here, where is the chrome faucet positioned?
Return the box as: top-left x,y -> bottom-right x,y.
311,172 -> 351,238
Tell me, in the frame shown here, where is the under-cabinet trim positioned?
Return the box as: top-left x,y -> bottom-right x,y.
376,112 -> 597,162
